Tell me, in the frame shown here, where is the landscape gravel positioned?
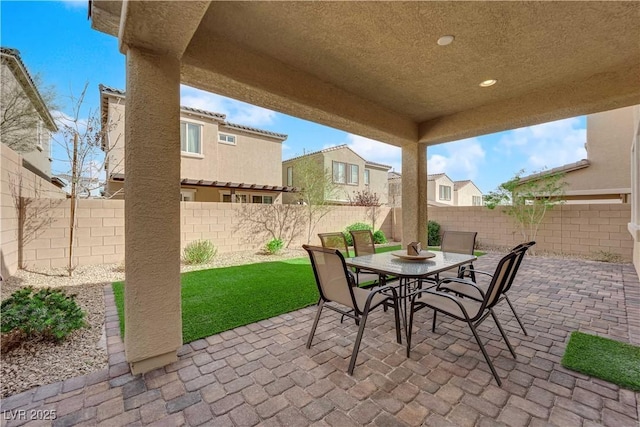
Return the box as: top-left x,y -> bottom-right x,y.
0,248 -> 306,398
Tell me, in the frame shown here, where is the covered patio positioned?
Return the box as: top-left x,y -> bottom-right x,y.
88,1 -> 640,376
2,254 -> 638,426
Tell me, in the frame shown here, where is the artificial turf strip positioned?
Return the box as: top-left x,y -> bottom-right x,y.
112,245 -> 402,343
561,331 -> 640,392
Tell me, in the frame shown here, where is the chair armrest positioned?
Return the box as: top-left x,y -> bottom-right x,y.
461,269 -> 493,279
437,277 -> 487,298
409,288 -> 472,319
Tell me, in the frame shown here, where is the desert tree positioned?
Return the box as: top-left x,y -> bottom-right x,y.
349,187 -> 382,230
484,169 -> 567,247
290,153 -> 339,244
236,202 -> 306,248
53,82 -> 122,275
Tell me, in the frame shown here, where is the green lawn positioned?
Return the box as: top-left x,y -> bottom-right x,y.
112,244 -> 402,343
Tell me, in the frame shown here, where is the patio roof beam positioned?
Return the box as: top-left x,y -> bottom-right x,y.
418,65 -> 640,145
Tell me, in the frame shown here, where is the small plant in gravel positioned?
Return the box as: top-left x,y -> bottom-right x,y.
592,250 -> 624,263
183,240 -> 217,265
1,287 -> 86,348
265,238 -> 284,254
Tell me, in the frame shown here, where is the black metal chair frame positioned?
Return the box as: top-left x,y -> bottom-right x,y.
407,250 -> 520,386
455,241 -> 535,336
439,230 -> 478,282
318,232 -> 383,288
303,245 -> 402,375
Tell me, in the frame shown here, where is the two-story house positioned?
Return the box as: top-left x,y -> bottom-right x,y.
454,180 -> 484,206
282,145 -> 391,205
387,172 -> 483,207
100,85 -> 294,203
517,105 -> 637,204
1,47 -> 58,182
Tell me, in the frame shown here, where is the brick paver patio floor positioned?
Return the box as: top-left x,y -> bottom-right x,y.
1,254 -> 639,426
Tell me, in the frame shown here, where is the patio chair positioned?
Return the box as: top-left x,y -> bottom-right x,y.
437,231 -> 478,281
439,241 -> 535,336
318,232 -> 382,287
349,229 -> 399,288
407,250 -> 519,386
303,245 -> 402,375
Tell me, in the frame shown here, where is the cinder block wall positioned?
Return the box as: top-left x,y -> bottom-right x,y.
19,201 -> 392,270
393,204 -> 633,260
1,144 -> 67,277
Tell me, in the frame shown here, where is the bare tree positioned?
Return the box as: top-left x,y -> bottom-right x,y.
236,203 -> 306,248
290,153 -> 339,244
53,83 -> 122,275
0,71 -> 57,153
349,188 -> 382,230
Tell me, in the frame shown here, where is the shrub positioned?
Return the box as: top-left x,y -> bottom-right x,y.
1,287 -> 86,344
343,222 -> 373,246
373,230 -> 387,244
265,238 -> 284,254
183,240 -> 217,264
428,220 -> 441,246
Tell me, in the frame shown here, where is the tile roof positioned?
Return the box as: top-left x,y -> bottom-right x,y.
222,122 -> 287,141
427,173 -> 447,180
1,47 -> 58,131
517,159 -> 590,184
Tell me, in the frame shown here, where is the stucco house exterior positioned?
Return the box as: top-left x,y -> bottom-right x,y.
454,180 -> 483,206
0,47 -> 58,182
281,144 -> 391,205
517,105 -> 637,204
100,85 -> 294,203
388,172 -> 483,207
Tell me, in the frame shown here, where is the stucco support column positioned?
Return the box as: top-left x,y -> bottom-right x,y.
401,143 -> 428,247
124,47 -> 182,374
629,105 -> 640,276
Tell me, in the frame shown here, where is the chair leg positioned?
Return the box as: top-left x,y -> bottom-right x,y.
306,300 -> 324,349
406,302 -> 416,357
468,321 -> 502,386
347,312 -> 369,375
505,295 -> 528,336
393,300 -> 402,345
432,310 -> 437,332
490,310 -> 517,359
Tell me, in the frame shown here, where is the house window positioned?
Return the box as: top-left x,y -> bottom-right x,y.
332,161 -> 346,184
439,185 -> 452,201
218,133 -> 236,145
348,164 -> 359,185
287,166 -> 293,186
235,194 -> 247,203
364,169 -> 370,185
222,194 -> 232,203
472,195 -> 482,206
180,189 -> 196,201
180,122 -> 202,154
252,195 -> 274,204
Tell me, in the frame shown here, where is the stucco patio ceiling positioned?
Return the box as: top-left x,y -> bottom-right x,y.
92,1 -> 640,147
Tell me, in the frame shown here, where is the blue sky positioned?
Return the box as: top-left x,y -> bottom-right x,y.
2,1 -> 588,193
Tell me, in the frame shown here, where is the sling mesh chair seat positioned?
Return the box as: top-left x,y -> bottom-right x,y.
349,229 -> 399,286
318,232 -> 381,287
438,241 -> 535,336
436,231 -> 478,282
303,245 -> 402,375
407,250 -> 520,386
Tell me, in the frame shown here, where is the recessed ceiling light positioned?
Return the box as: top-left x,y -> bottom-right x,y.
479,79 -> 497,87
437,35 -> 455,46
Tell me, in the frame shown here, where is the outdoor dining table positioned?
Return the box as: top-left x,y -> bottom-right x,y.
345,250 -> 478,342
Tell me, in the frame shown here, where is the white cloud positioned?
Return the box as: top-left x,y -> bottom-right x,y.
344,134 -> 401,172
499,117 -> 587,171
180,86 -> 277,127
427,138 -> 485,180
58,0 -> 86,10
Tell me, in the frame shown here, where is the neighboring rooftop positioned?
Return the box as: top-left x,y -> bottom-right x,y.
1,47 -> 58,131
283,144 -> 392,169
99,85 -> 286,141
517,159 -> 591,184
